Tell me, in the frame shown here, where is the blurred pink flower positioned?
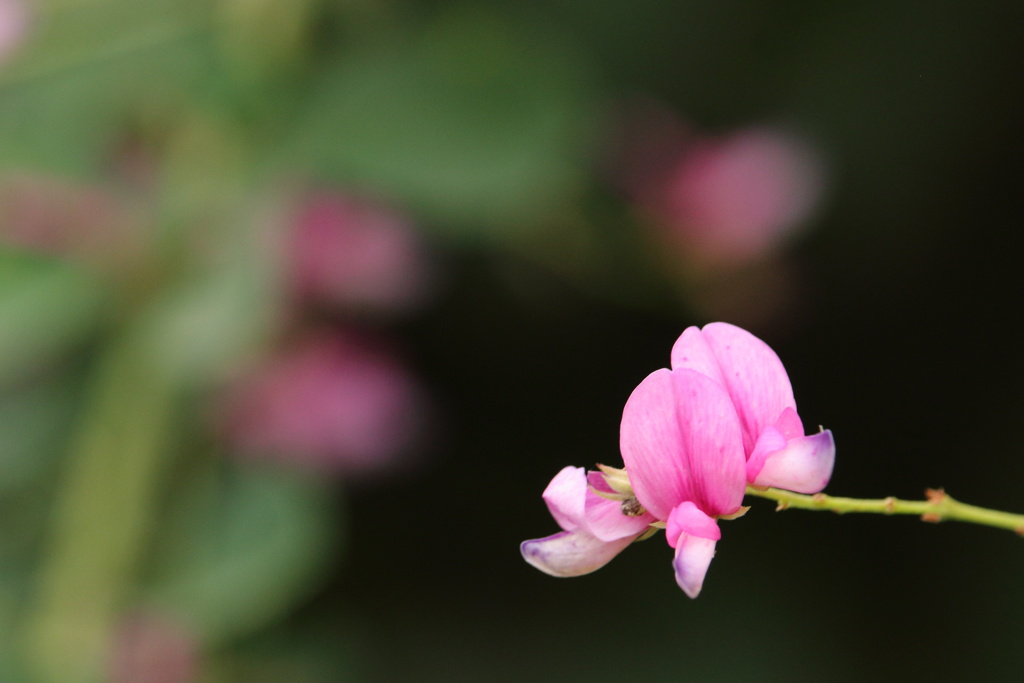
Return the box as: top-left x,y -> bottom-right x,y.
108,612 -> 199,683
658,128 -> 825,262
0,0 -> 29,65
217,331 -> 426,477
0,173 -> 144,265
615,103 -> 825,266
287,192 -> 432,313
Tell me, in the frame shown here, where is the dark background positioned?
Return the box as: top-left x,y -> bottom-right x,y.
347,3 -> 1024,681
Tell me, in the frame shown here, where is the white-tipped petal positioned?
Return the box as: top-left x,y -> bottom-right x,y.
667,502 -> 721,598
751,429 -> 835,494
521,529 -> 637,577
672,534 -> 718,599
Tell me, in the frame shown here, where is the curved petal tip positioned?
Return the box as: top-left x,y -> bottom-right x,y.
521,530 -> 636,578
751,429 -> 835,494
667,502 -> 721,598
672,534 -> 718,598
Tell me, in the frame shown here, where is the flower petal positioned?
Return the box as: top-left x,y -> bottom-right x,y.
774,406 -> 804,440
620,368 -> 746,519
663,501 -> 720,598
666,504 -> 722,599
751,429 -> 835,494
587,469 -> 616,495
665,501 -> 721,546
541,466 -> 586,532
672,535 -> 718,598
700,322 -> 796,453
744,425 -> 788,482
669,326 -> 727,386
584,495 -> 656,542
520,529 -> 638,577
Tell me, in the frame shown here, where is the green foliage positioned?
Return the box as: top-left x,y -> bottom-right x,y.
0,252 -> 105,388
292,6 -> 596,234
0,0 -> 214,175
145,465 -> 336,646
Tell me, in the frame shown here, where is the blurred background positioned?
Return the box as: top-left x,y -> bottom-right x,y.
2,1 -> 1023,681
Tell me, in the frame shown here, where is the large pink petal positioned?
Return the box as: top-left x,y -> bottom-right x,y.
620,368 -> 746,519
669,326 -> 727,386
520,529 -> 638,577
541,466 -> 586,532
701,322 -> 796,453
751,429 -> 835,493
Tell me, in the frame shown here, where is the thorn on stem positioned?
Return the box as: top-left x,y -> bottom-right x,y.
775,501 -> 789,512
920,513 -> 942,524
883,497 -> 896,514
925,488 -> 947,504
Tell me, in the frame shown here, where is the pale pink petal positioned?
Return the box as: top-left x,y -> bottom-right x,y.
700,322 -> 796,453
520,529 -> 638,578
751,429 -> 835,494
541,466 -> 586,532
583,495 -> 655,543
672,535 -> 718,599
665,504 -> 722,599
620,368 -> 746,519
539,467 -> 654,542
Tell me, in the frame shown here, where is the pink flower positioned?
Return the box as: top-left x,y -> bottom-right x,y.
216,332 -> 426,478
287,192 -> 432,313
622,322 -> 834,596
522,322 -> 834,598
520,465 -> 655,577
657,128 -> 824,263
666,323 -> 835,494
614,101 -> 825,266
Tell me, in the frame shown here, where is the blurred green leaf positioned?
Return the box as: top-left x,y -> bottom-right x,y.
0,252 -> 105,388
137,255 -> 278,386
145,465 -> 336,645
0,377 -> 77,492
0,0 -> 215,175
291,5 -> 597,234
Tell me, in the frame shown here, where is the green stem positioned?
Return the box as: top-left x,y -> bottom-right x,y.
23,335 -> 177,683
744,486 -> 1024,536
